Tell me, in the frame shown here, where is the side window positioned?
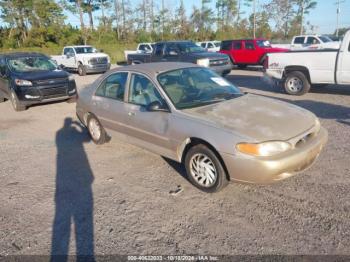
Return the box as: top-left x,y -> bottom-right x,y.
221,41 -> 232,51
155,43 -> 164,56
245,41 -> 255,50
165,43 -> 179,55
208,43 -> 214,48
201,43 -> 206,48
63,48 -> 69,55
307,37 -> 320,45
294,37 -> 305,44
139,45 -> 146,51
95,72 -> 128,100
129,74 -> 164,107
0,57 -> 6,77
233,42 -> 242,50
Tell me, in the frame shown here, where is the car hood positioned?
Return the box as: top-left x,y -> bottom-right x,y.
187,51 -> 229,60
183,94 -> 316,142
13,69 -> 70,81
76,53 -> 108,58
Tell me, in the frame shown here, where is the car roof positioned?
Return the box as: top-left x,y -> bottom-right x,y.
66,45 -> 92,48
0,52 -> 47,59
111,62 -> 199,75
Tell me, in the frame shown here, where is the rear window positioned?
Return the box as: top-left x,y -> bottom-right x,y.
221,41 -> 232,51
293,37 -> 305,44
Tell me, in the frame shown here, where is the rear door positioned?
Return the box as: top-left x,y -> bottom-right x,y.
337,41 -> 350,84
91,72 -> 130,134
162,43 -> 181,62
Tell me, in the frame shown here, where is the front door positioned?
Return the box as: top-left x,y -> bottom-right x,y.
337,42 -> 350,84
91,72 -> 130,135
123,73 -> 174,158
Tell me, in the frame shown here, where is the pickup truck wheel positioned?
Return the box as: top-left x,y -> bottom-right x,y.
185,144 -> 228,193
284,71 -> 310,95
78,64 -> 87,76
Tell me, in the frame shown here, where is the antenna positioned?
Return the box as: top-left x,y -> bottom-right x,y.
335,0 -> 346,37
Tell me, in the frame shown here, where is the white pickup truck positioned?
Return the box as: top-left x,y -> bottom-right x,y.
124,43 -> 154,61
264,30 -> 350,95
52,45 -> 110,76
290,35 -> 340,50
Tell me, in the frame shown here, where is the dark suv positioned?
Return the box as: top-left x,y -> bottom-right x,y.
0,52 -> 77,111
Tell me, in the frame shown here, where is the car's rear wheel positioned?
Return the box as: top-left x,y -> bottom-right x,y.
87,114 -> 107,144
78,64 -> 87,76
284,71 -> 310,95
184,144 -> 228,193
10,90 -> 26,111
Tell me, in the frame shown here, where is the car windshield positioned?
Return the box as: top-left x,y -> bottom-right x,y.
8,56 -> 57,72
158,67 -> 243,109
74,47 -> 94,54
177,42 -> 205,53
319,36 -> 332,42
256,40 -> 271,48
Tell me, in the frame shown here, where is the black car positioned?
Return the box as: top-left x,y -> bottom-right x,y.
126,41 -> 232,76
0,52 -> 77,111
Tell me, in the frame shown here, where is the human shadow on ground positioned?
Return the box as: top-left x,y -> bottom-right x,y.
51,117 -> 95,262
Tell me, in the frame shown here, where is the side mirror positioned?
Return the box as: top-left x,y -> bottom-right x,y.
146,101 -> 169,112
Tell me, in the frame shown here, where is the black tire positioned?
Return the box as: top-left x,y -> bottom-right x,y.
284,71 -> 310,95
10,90 -> 26,111
87,114 -> 107,144
0,96 -> 5,103
184,144 -> 228,193
78,63 -> 87,76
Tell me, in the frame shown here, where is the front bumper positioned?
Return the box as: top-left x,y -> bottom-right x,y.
221,127 -> 328,184
85,63 -> 111,73
15,80 -> 77,106
209,63 -> 233,76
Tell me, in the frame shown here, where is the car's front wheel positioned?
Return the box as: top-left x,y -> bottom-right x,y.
78,64 -> 87,76
87,114 -> 107,144
284,71 -> 310,95
10,90 -> 26,111
184,144 -> 228,193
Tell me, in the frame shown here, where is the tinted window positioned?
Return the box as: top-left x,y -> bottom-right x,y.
294,37 -> 305,44
201,43 -> 206,48
154,43 -> 165,56
64,48 -> 74,55
233,42 -> 242,50
221,41 -> 232,51
245,42 -> 255,50
75,47 -> 94,54
95,72 -> 128,100
306,37 -> 320,45
256,40 -> 271,48
208,43 -> 214,48
165,43 -> 180,55
129,74 -> 164,107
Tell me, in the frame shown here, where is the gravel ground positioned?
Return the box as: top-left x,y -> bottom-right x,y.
0,67 -> 349,257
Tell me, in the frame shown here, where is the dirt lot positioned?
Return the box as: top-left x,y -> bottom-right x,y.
0,67 -> 349,257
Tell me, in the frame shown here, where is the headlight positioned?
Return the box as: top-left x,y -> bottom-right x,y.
236,141 -> 291,156
15,79 -> 32,86
197,58 -> 210,67
68,74 -> 75,81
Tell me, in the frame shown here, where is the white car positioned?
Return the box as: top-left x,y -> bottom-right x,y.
124,43 -> 154,61
196,41 -> 221,52
264,30 -> 350,95
290,35 -> 340,50
52,46 -> 111,76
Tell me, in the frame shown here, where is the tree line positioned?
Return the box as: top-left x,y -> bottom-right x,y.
0,0 -> 330,49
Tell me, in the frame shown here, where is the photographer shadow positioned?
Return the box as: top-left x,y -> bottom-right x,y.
51,118 -> 95,262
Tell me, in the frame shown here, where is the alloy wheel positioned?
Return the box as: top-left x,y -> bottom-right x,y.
88,118 -> 101,141
189,153 -> 217,187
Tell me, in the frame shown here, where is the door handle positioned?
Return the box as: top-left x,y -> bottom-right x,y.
128,111 -> 136,116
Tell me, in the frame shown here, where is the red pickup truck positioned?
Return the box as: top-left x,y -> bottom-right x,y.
219,39 -> 288,68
